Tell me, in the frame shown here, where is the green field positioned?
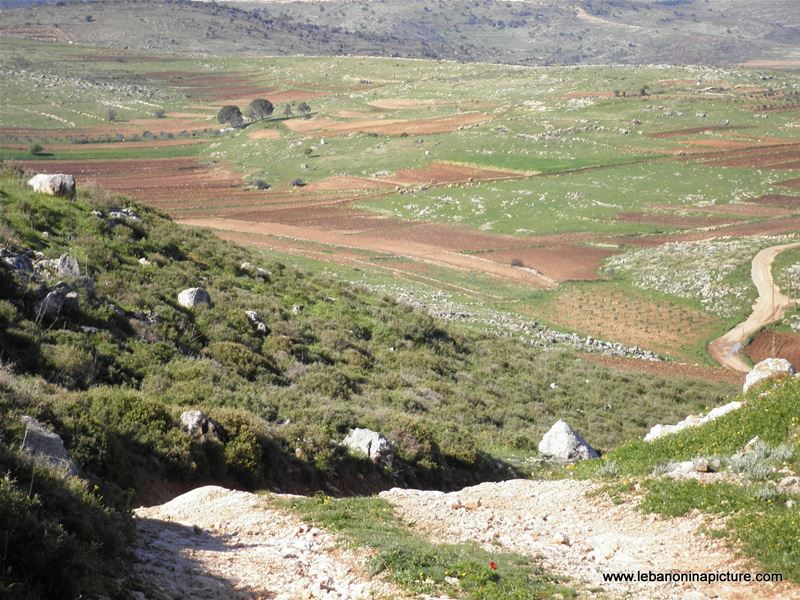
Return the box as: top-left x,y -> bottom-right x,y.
2,36 -> 800,364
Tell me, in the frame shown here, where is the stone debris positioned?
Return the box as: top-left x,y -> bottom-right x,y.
360,284 -> 661,361
645,401 -> 742,442
538,420 -> 598,461
133,486 -> 405,600
380,479 -> 797,599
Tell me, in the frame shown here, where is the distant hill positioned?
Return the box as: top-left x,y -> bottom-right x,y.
0,0 -> 798,65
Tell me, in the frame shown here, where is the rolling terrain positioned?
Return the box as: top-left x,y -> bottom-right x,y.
2,35 -> 799,373
0,0 -> 799,66
2,5 -> 800,599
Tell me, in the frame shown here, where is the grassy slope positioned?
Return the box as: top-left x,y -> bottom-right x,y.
0,166 -> 733,596
575,377 -> 800,581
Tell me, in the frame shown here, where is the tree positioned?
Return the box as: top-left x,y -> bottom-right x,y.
217,105 -> 244,128
248,98 -> 274,121
105,108 -> 117,122
283,104 -> 293,118
29,143 -> 44,155
297,102 -> 311,117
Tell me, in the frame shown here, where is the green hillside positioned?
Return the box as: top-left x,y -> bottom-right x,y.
0,165 -> 733,595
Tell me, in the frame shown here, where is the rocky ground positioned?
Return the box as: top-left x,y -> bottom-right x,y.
130,480 -> 799,600
381,479 -> 799,600
132,486 -> 406,600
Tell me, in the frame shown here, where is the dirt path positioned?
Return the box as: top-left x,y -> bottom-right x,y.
709,241 -> 800,372
132,486 -> 405,600
381,479 -> 799,600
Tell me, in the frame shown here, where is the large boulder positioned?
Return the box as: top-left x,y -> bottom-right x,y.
538,420 -> 598,461
27,173 -> 76,199
743,358 -> 796,393
342,428 -> 394,465
20,416 -> 79,477
36,282 -> 78,318
177,287 -> 211,309
179,410 -> 227,442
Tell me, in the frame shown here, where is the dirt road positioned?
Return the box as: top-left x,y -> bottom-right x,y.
709,241 -> 800,372
381,479 -> 800,600
132,486 -> 405,600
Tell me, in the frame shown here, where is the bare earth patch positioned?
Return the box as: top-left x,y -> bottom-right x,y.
536,283 -> 723,359
246,128 -> 281,140
381,479 -> 799,600
133,486 -> 404,600
746,330 -> 800,369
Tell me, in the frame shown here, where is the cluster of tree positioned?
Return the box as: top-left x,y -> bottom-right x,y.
216,98 -> 311,128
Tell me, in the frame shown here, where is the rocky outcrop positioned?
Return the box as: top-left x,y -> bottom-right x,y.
538,420 -> 598,461
0,248 -> 33,272
27,173 -> 76,198
644,401 -> 743,442
34,253 -> 81,279
179,410 -> 227,442
177,287 -> 211,309
20,416 -> 78,477
342,428 -> 394,465
36,283 -> 78,319
743,358 -> 796,393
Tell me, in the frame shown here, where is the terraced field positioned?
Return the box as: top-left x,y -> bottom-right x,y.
3,36 -> 799,374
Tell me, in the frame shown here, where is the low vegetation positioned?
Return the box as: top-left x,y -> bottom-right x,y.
0,166 -> 734,596
280,494 -> 576,599
577,377 -> 800,581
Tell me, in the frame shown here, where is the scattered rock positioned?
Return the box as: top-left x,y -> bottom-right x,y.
551,531 -> 570,546
342,428 -> 394,465
138,257 -> 151,266
108,207 -> 140,221
34,253 -> 81,279
462,499 -> 481,510
743,358 -> 796,393
645,401 -> 742,442
179,411 -> 227,442
777,476 -> 800,495
20,415 -> 78,477
0,248 -> 33,272
692,458 -> 712,473
27,173 -> 76,198
245,309 -> 269,336
538,420 -> 598,461
177,287 -> 211,309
